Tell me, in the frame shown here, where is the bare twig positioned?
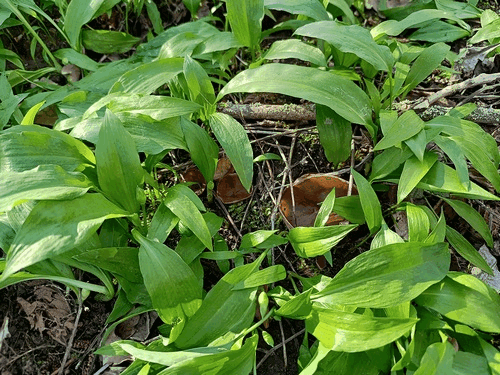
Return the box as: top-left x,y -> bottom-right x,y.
215,196 -> 243,239
58,293 -> 83,375
256,328 -> 306,369
412,72 -> 500,110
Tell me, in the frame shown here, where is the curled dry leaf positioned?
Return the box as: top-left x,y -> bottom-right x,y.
181,157 -> 252,204
280,173 -> 357,228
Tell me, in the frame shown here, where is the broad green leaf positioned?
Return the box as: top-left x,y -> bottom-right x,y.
414,341 -> 455,375
371,9 -> 469,39
351,169 -> 382,234
374,110 -> 424,151
0,125 -> 95,172
21,100 -> 44,125
307,307 -> 418,352
471,18 -> 500,43
117,343 -> 223,367
416,162 -> 500,201
316,105 -> 352,165
425,211 -> 446,244
209,113 -> 253,192
409,21 -> 470,43
312,349 -> 381,375
226,0 -> 264,50
96,110 -> 143,213
174,253 -> 266,348
313,242 -> 450,308
445,226 -> 493,275
134,231 -> 202,324
159,334 -> 258,374
314,188 -> 336,227
369,146 -> 413,181
181,118 -> 218,185
264,0 -> 330,21
370,221 -> 404,249
443,198 -> 493,248
262,39 -> 327,67
183,0 -> 200,15
416,272 -> 500,333
64,0 -> 106,49
110,58 -> 184,94
82,30 -> 140,54
164,185 -> 212,251
0,165 -> 91,212
233,265 -> 286,290
332,195 -> 365,224
452,352 -> 490,375
239,230 -> 287,249
288,224 -> 358,258
275,288 -> 313,319
54,48 -> 100,71
148,204 -> 179,243
406,204 -> 430,242
398,152 -> 438,203
295,21 -> 394,71
183,55 -> 216,107
1,193 -> 129,280
218,63 -> 373,128
434,135 -> 470,189
404,129 -> 427,162
84,93 -> 201,120
402,42 -> 451,97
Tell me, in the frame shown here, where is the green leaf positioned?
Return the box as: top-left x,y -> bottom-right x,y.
63,0 -> 106,49
209,113 -> 253,192
416,162 -> 500,201
218,63 -> 373,128
21,100 -> 45,125
306,307 -> 418,352
425,211 -> 446,244
434,135 -> 470,189
233,265 -> 286,290
374,110 -> 425,151
239,230 -> 287,249
453,351 -> 490,375
164,185 -> 212,251
253,153 -> 281,162
414,341 -> 455,375
370,221 -> 404,249
174,254 -> 266,348
407,204 -> 430,242
158,334 -> 258,374
369,146 -> 413,182
226,0 -> 264,50
316,104 -> 352,165
183,55 -> 216,107
96,110 -> 143,213
404,129 -> 427,162
443,198 -> 493,248
275,288 -> 313,319
314,188 -> 336,227
182,0 -> 200,15
332,195 -> 366,224
0,165 -> 91,212
84,93 -> 201,121
401,42 -> 450,97
398,152 -> 438,203
409,21 -> 470,43
351,169 -> 382,234
0,125 -> 95,172
82,30 -> 140,54
471,18 -> 500,43
1,193 -> 129,280
181,118 -> 218,185
313,242 -> 450,308
295,21 -> 394,71
134,231 -> 202,324
415,272 -> 500,333
264,0 -> 330,21
54,48 -> 100,71
262,39 -> 327,67
288,225 -> 358,258
110,58 -> 184,94
445,227 -> 493,275
148,204 -> 179,243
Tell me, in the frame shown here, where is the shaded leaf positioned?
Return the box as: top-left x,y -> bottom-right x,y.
446,226 -> 493,275
351,169 -> 382,234
316,105 -> 352,165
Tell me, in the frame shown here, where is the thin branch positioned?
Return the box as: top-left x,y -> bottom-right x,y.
58,293 -> 83,375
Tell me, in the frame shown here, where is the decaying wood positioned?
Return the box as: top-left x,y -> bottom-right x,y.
218,102 -> 316,121
220,101 -> 500,125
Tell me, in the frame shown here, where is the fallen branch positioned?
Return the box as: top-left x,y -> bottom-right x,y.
218,102 -> 316,121
220,101 -> 500,125
412,72 -> 500,110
